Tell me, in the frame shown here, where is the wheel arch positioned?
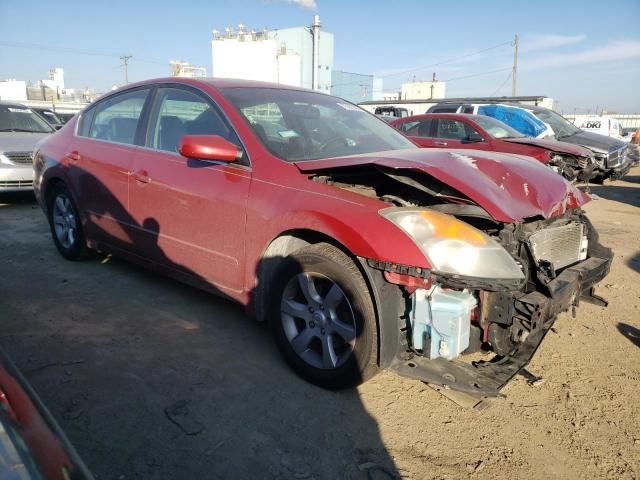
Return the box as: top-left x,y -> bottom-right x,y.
251,228 -> 400,367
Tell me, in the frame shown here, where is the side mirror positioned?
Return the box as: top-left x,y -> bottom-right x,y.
178,135 -> 241,162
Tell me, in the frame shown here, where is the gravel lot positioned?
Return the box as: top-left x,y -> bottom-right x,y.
1,168 -> 639,480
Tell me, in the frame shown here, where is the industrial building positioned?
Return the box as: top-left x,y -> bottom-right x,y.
211,16 -> 333,93
330,71 -> 384,103
382,77 -> 446,101
170,60 -> 207,78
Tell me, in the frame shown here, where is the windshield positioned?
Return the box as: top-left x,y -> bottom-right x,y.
473,115 -> 524,139
220,87 -> 416,161
0,105 -> 54,133
533,109 -> 580,139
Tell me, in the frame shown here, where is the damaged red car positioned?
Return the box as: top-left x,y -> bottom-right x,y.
389,113 -> 595,182
34,79 -> 612,395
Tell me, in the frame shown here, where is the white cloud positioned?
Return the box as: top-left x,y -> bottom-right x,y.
522,34 -> 586,52
266,0 -> 317,10
291,0 -> 318,10
522,39 -> 640,70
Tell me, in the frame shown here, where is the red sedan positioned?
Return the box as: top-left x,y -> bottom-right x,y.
389,113 -> 595,181
34,78 -> 611,395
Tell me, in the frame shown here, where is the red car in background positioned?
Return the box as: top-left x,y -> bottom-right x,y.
34,79 -> 612,396
390,113 -> 595,182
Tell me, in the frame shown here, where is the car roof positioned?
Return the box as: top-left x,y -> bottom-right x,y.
391,112 -> 482,122
0,100 -> 30,109
121,77 -> 314,93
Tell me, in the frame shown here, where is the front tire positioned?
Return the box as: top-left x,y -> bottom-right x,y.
269,243 -> 378,389
47,183 -> 88,260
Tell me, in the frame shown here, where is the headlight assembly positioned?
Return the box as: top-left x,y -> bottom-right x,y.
380,208 -> 524,280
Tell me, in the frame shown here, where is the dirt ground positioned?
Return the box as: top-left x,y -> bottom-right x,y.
1,168 -> 639,480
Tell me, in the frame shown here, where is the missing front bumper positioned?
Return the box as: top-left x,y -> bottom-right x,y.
388,253 -> 612,397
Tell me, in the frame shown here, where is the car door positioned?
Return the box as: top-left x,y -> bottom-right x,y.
70,87 -> 152,250
431,118 -> 489,150
128,85 -> 251,294
397,119 -> 435,147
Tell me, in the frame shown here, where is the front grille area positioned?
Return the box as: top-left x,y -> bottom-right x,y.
528,222 -> 588,270
577,156 -> 589,168
607,146 -> 627,168
0,180 -> 33,188
4,151 -> 34,165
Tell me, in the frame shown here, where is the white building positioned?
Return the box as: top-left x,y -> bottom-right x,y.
401,80 -> 446,100
39,67 -> 65,93
170,60 -> 207,78
0,80 -> 27,101
211,16 -> 333,93
381,79 -> 446,102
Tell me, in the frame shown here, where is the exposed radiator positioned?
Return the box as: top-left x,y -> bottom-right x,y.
528,222 -> 588,270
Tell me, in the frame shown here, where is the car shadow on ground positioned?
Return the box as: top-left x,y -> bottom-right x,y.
627,251 -> 640,274
586,182 -> 640,208
617,323 -> 640,348
0,177 -> 399,479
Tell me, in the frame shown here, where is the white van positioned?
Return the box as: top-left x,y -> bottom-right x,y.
573,116 -> 623,139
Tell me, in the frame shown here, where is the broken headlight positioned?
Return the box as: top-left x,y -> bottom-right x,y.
380,208 -> 524,280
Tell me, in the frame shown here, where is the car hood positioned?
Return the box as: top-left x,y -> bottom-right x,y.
502,137 -> 592,156
0,132 -> 51,152
295,149 -> 590,223
557,130 -> 627,154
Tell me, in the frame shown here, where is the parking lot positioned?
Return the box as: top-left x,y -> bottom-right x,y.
0,168 -> 637,480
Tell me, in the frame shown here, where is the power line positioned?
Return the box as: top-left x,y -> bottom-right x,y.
489,70 -> 513,97
0,40 -> 166,65
120,55 -> 132,84
376,40 -> 513,80
383,67 -> 512,92
330,39 -> 513,90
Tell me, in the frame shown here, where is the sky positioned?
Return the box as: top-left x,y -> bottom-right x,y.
1,0 -> 639,113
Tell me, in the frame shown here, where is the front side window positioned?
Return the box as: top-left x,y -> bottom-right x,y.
434,119 -> 480,140
89,89 -> 150,145
148,88 -> 240,154
0,105 -> 54,133
221,87 -> 416,162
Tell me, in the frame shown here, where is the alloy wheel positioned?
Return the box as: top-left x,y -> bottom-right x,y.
280,272 -> 357,370
52,193 -> 78,249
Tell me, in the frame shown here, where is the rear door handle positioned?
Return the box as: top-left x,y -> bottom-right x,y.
130,170 -> 150,183
65,150 -> 81,161
434,141 -> 448,146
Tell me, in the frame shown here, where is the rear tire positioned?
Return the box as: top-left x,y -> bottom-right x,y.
47,183 -> 88,261
269,243 -> 378,389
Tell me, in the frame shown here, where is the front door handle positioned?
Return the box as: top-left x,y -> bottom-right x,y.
65,150 -> 81,161
131,170 -> 150,183
434,141 -> 448,146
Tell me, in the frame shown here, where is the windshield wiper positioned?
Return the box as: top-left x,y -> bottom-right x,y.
0,128 -> 45,133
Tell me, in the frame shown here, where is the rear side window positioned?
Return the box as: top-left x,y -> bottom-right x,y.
89,89 -> 150,145
401,119 -> 432,137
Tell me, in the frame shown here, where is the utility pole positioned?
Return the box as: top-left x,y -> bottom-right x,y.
511,34 -> 519,97
120,55 -> 132,85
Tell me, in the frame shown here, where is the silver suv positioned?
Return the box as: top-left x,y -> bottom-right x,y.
0,101 -> 54,192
